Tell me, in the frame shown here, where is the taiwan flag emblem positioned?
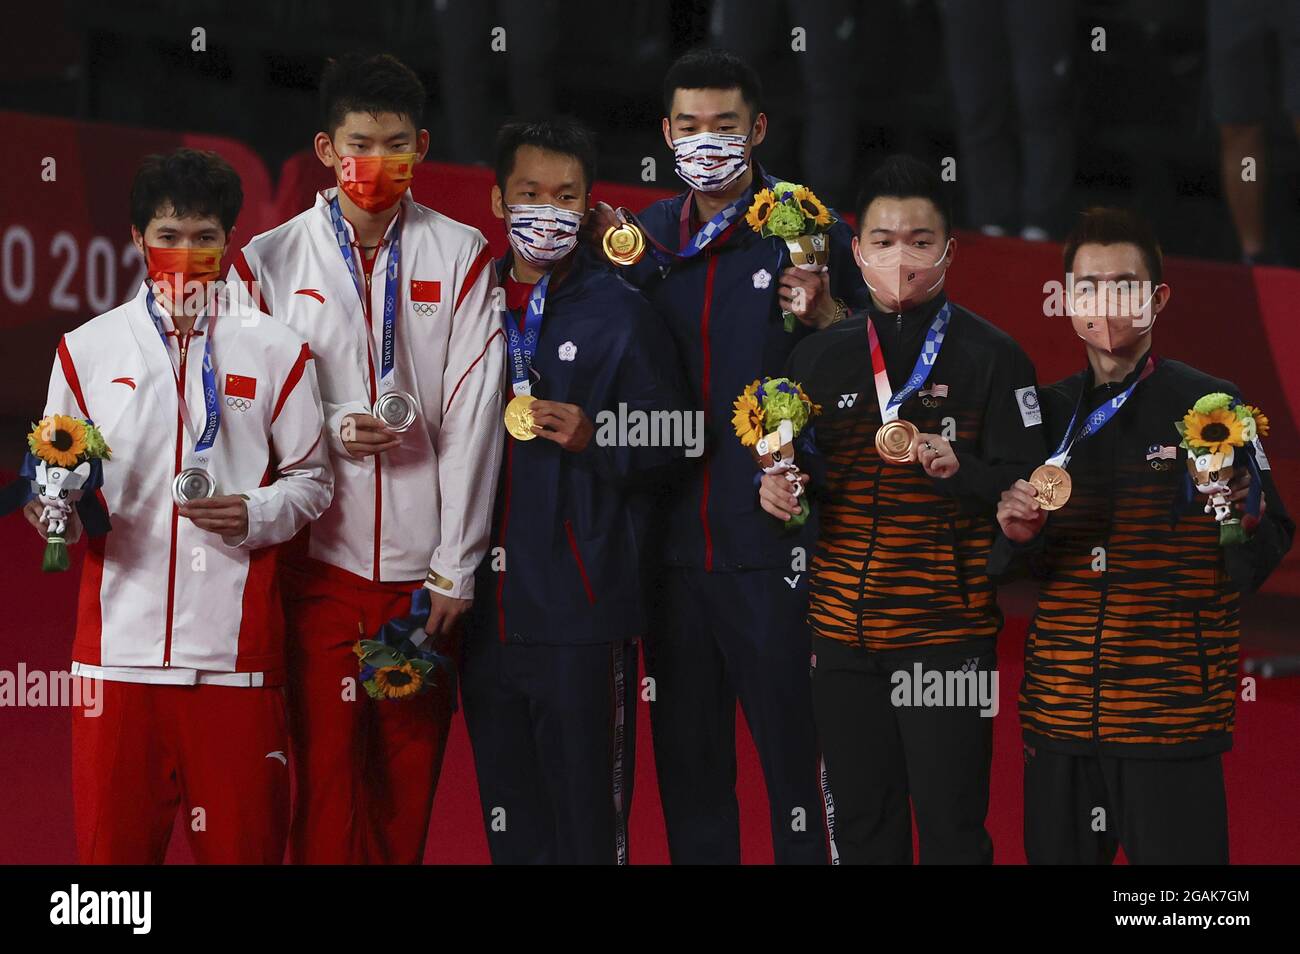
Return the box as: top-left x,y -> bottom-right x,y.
225,373 -> 257,410
410,280 -> 441,317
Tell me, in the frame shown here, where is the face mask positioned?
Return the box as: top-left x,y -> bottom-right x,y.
145,244 -> 224,307
855,239 -> 951,312
1068,283 -> 1160,352
506,203 -> 583,268
672,131 -> 749,192
336,151 -> 417,213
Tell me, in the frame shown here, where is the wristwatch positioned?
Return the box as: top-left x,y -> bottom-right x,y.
827,297 -> 849,327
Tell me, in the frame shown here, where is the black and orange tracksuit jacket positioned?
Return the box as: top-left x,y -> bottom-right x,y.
788,293 -> 1046,652
989,353 -> 1294,758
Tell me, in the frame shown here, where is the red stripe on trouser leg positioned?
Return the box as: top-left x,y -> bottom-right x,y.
73,679 -> 290,864
282,560 -> 455,864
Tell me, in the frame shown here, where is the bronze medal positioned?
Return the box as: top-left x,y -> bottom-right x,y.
1029,463 -> 1072,510
602,222 -> 646,266
874,419 -> 919,465
504,394 -> 538,441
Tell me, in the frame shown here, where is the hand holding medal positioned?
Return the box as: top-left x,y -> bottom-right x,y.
997,478 -> 1049,544
867,305 -> 951,466
1028,354 -> 1157,513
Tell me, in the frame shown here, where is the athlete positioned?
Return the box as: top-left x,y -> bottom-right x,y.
594,47 -> 871,865
232,53 -> 504,863
461,118 -> 685,864
773,155 -> 1045,864
991,207 -> 1294,864
26,147 -> 332,864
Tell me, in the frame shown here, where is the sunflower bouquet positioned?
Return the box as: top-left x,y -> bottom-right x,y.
23,414 -> 111,572
734,376 -> 821,528
353,588 -> 457,703
1176,392 -> 1270,545
745,181 -> 835,332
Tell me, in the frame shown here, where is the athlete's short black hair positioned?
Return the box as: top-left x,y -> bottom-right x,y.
1063,206 -> 1164,284
129,148 -> 243,234
854,154 -> 953,237
494,118 -> 598,193
663,47 -> 762,120
320,52 -> 426,137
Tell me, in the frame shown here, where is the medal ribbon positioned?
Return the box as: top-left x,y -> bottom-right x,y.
1047,355 -> 1156,468
866,302 -> 952,423
330,194 -> 402,393
502,270 -> 550,397
146,287 -> 221,464
623,172 -> 778,267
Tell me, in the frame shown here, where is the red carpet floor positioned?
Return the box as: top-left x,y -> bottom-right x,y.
2,520 -> 1298,864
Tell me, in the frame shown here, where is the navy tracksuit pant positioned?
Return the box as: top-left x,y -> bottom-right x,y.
462,634 -> 637,865
645,565 -> 827,864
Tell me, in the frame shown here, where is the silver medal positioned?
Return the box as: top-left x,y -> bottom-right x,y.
172,467 -> 216,506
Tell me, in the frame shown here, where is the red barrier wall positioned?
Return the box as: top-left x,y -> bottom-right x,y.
0,111 -> 274,424
3,121 -> 1297,592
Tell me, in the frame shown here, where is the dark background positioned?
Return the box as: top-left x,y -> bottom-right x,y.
5,0 -> 1299,264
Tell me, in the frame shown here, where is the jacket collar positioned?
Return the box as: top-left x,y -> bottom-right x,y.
493,247 -> 585,297
312,186 -> 410,244
864,290 -> 951,333
1084,345 -> 1155,394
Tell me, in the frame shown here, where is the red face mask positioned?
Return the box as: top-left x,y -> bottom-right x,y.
337,152 -> 417,212
145,244 -> 224,305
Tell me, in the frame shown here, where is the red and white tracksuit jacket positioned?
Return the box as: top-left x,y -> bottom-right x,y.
232,189 -> 504,595
46,282 -> 333,686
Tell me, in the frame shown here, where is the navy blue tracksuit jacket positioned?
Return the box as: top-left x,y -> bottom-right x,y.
623,164 -> 872,570
462,249 -> 686,865
617,166 -> 872,864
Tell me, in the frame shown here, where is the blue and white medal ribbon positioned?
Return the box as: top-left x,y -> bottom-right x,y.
503,271 -> 550,397
329,195 -> 402,393
1047,355 -> 1156,468
146,287 -> 220,465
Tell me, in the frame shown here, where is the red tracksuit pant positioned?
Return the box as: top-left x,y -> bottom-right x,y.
72,678 -> 290,864
282,559 -> 455,864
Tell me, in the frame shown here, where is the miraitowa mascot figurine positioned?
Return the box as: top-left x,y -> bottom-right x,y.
733,376 -> 821,530
1189,448 -> 1236,525
21,414 -> 111,571
1175,392 -> 1268,548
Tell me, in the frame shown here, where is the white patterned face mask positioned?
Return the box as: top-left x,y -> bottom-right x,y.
506,203 -> 583,267
672,131 -> 749,192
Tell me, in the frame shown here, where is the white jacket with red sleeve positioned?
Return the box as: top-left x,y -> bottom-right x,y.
231,188 -> 505,597
48,282 -> 333,686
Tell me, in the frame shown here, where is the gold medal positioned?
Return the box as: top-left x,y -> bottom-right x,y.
504,394 -> 538,441
874,419 -> 919,465
602,222 -> 646,266
1029,463 -> 1072,510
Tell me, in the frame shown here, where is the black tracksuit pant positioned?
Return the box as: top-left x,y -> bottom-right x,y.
1023,744 -> 1230,865
462,634 -> 637,865
646,565 -> 828,865
811,636 -> 998,864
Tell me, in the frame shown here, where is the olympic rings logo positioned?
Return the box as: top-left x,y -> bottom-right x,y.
411,302 -> 439,317
226,397 -> 253,411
